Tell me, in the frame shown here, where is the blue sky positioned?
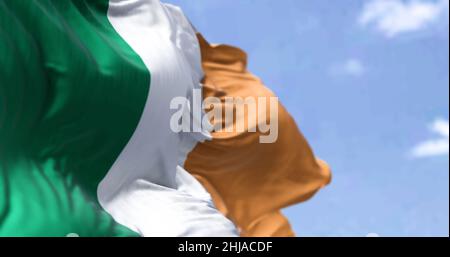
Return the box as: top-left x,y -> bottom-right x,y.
166,0 -> 449,237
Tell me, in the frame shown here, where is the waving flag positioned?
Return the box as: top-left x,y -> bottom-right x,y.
0,0 -> 330,237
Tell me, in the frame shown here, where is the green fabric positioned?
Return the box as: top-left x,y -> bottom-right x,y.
0,0 -> 150,236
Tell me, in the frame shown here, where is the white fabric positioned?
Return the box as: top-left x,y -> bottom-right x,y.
98,0 -> 238,237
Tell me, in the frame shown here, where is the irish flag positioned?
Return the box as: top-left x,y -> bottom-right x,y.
0,0 -> 331,237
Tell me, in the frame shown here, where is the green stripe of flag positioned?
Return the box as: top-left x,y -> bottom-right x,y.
0,0 -> 150,236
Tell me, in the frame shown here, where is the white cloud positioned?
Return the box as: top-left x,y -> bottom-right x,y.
330,58 -> 366,77
359,0 -> 449,38
411,118 -> 449,158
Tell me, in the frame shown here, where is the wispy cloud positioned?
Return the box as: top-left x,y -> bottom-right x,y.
330,58 -> 366,77
411,119 -> 449,158
359,0 -> 449,38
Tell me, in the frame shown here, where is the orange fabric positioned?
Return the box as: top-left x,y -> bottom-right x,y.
185,35 -> 332,237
